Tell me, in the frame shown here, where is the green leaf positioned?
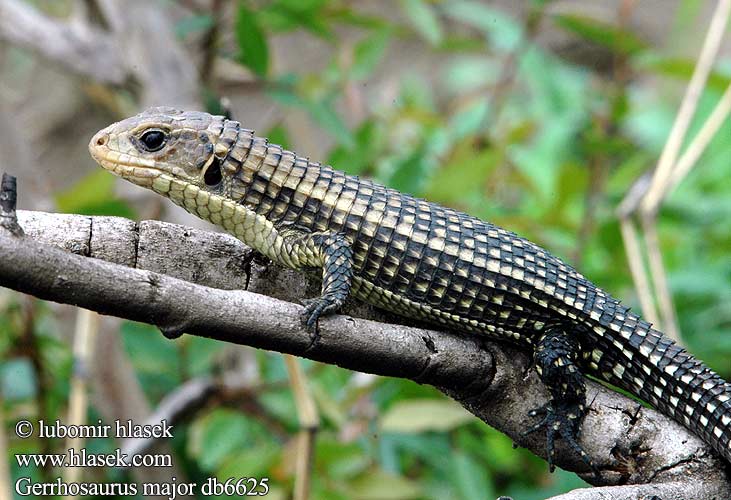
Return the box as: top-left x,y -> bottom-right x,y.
443,2 -> 522,51
121,322 -> 180,398
306,100 -> 354,147
55,170 -> 135,218
348,468 -> 422,500
185,336 -> 227,377
217,443 -> 280,479
553,14 -> 647,56
264,123 -> 292,150
189,409 -> 250,471
449,97 -> 489,139
443,57 -> 500,95
202,87 -> 228,116
259,0 -> 333,39
426,145 -> 498,206
639,55 -> 731,93
175,13 -> 214,38
384,148 -> 430,195
277,0 -> 328,11
0,358 -> 36,400
327,120 -> 382,175
381,398 -> 473,433
352,30 -> 391,80
235,3 -> 269,76
269,80 -> 354,147
401,0 -> 443,45
316,438 -> 371,479
450,452 -> 495,499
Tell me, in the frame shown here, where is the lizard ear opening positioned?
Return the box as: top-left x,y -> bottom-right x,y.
203,157 -> 223,186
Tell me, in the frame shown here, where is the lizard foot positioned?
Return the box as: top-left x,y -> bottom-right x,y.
521,401 -> 599,478
300,294 -> 343,332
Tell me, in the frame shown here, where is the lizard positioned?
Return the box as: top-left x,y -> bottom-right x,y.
89,107 -> 731,475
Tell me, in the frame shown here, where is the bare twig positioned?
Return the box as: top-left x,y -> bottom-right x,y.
120,377 -> 216,459
640,217 -> 680,340
618,214 -> 660,327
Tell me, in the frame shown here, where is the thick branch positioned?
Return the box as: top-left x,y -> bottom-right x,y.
2,217 -> 491,389
2,211 -> 730,497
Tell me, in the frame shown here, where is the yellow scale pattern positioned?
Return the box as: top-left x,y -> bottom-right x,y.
89,108 -> 731,467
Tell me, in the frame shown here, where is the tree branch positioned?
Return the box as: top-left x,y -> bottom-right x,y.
2,209 -> 730,498
0,0 -> 126,84
0,0 -> 200,109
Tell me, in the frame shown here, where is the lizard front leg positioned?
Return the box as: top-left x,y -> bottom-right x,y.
279,227 -> 354,330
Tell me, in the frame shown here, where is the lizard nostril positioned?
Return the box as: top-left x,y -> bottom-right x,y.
96,135 -> 107,146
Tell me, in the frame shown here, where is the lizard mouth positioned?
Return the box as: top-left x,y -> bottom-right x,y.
89,131 -> 163,184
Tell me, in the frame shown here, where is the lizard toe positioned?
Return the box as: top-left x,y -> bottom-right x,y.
300,295 -> 343,332
521,401 -> 597,476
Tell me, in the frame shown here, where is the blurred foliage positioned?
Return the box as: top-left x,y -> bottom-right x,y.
2,0 -> 731,498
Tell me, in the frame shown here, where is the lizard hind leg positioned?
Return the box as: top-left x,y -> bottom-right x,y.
521,327 -> 598,477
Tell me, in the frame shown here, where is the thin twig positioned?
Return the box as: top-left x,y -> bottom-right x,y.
616,0 -> 731,342
665,81 -> 731,196
120,377 -> 216,459
17,296 -> 55,466
63,309 -> 99,489
640,0 -> 731,215
618,217 -> 662,330
639,218 -> 680,340
0,174 -> 23,236
200,0 -> 225,86
284,355 -> 318,500
576,0 -> 637,265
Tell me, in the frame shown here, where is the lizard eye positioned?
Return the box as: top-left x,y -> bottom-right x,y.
138,129 -> 167,152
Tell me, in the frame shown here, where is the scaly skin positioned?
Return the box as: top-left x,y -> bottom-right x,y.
89,107 -> 731,473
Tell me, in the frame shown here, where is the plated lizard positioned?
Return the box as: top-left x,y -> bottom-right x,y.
89,107 -> 731,474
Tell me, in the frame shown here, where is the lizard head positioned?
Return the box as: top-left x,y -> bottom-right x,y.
89,107 -> 227,191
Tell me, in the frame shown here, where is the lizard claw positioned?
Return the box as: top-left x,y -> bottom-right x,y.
521,401 -> 599,479
300,295 -> 342,332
